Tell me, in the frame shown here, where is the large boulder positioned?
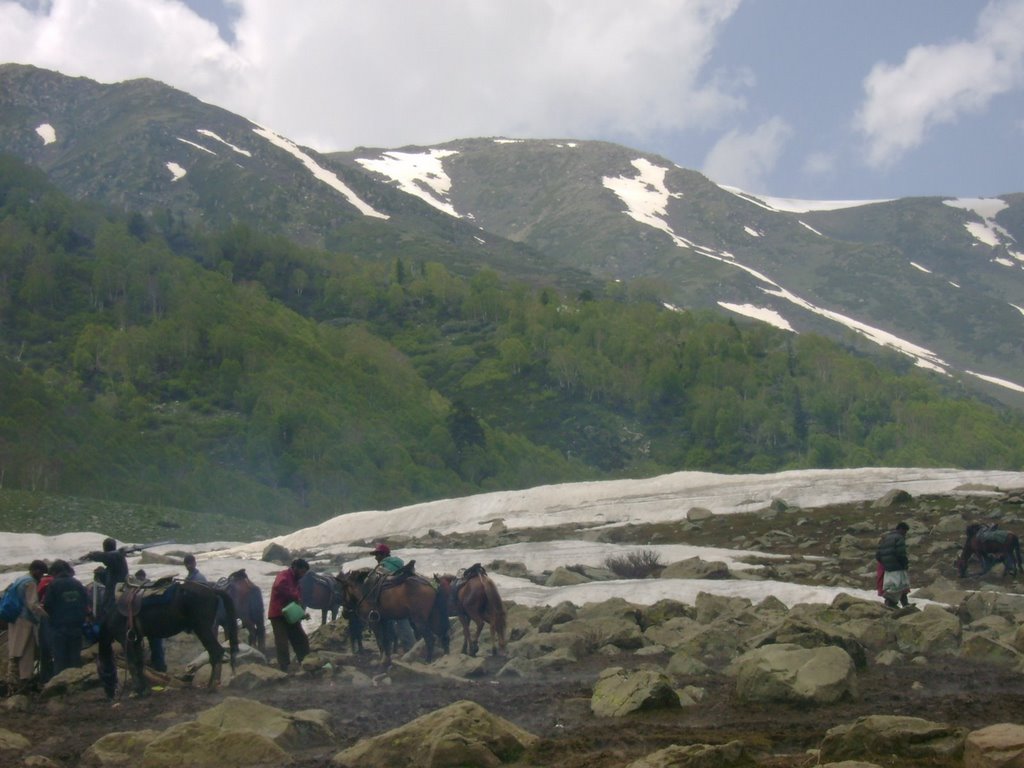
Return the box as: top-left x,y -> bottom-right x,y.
142,721 -> 291,768
729,644 -> 857,704
960,634 -> 1023,666
40,666 -> 101,698
0,727 -> 30,754
625,740 -> 753,767
747,617 -> 868,668
195,696 -> 334,750
660,558 -> 730,580
964,723 -> 1024,768
224,665 -> 288,691
80,730 -> 162,768
819,716 -> 966,763
554,616 -> 644,650
895,606 -> 962,656
590,667 -> 680,718
331,700 -> 536,768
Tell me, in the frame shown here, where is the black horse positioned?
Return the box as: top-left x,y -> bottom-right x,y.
216,569 -> 266,654
97,580 -> 238,698
956,523 -> 1023,577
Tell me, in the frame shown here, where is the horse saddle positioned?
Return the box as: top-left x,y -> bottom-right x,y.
451,563 -> 486,597
978,527 -> 1009,544
114,578 -> 177,617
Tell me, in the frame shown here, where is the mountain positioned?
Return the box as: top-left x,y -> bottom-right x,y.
2,64 -> 1023,407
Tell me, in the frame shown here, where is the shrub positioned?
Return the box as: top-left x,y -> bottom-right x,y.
604,549 -> 663,579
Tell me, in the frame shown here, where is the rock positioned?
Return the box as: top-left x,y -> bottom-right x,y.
694,593 -> 752,624
666,651 -> 713,677
331,699 -> 536,767
261,542 -> 291,564
964,723 -> 1024,768
536,601 -> 577,631
624,740 -> 753,767
142,721 -> 291,768
660,558 -> 730,580
746,617 -> 868,668
960,634 -> 1022,666
872,489 -> 912,507
819,715 -> 966,763
80,730 -> 161,768
224,664 -> 288,691
686,507 -> 714,522
895,606 -> 962,656
554,616 -> 644,650
590,667 -> 680,717
0,727 -> 30,754
507,628 -> 588,660
544,567 -> 591,587
729,644 -> 857,704
40,666 -> 100,698
195,696 -> 335,750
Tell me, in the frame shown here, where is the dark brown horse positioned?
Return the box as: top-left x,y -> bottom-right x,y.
336,567 -> 449,665
956,523 -> 1022,577
435,564 -> 507,656
216,569 -> 265,654
300,570 -> 344,624
98,580 -> 238,698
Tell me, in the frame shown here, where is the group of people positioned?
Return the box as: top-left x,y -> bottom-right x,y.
4,538 -> 208,695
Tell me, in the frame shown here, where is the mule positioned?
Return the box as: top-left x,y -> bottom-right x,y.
97,579 -> 238,699
336,567 -> 449,665
435,564 -> 507,656
300,570 -> 345,624
216,569 -> 266,654
956,523 -> 1023,577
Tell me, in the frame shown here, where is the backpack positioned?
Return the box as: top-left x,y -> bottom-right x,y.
0,575 -> 31,623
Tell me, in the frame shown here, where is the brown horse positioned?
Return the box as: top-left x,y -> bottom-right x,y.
300,570 -> 344,624
956,523 -> 1023,577
216,569 -> 266,653
97,580 -> 238,699
435,564 -> 507,656
336,567 -> 449,665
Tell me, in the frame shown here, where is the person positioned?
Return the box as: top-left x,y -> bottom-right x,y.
267,558 -> 310,672
6,560 -> 48,694
183,554 -> 208,583
84,537 -> 128,619
369,543 -> 416,652
42,560 -> 88,676
36,562 -> 55,684
876,522 -> 912,608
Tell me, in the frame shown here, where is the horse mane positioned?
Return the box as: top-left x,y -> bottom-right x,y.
228,568 -> 248,580
344,567 -> 371,583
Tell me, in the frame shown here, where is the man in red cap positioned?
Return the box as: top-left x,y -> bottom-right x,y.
372,543 -> 404,574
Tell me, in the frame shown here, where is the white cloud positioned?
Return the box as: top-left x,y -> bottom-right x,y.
701,116 -> 791,191
855,0 -> 1024,168
0,0 -> 746,153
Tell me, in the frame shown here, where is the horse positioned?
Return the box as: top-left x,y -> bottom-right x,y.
300,570 -> 345,624
336,567 -> 449,665
216,569 -> 266,654
435,564 -> 507,656
956,523 -> 1023,578
97,579 -> 238,699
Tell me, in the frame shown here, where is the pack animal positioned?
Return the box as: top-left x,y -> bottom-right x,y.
435,564 -> 507,656
956,523 -> 1022,578
336,567 -> 449,665
300,570 -> 345,625
97,579 -> 238,698
216,569 -> 266,653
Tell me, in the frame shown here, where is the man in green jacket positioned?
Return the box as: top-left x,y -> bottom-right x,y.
876,522 -> 911,608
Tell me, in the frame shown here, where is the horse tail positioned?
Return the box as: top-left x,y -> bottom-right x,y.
1014,535 -> 1022,574
251,586 -> 266,652
215,587 -> 240,669
483,576 -> 507,646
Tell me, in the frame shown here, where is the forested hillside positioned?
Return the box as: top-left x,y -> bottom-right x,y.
1,155 -> 1022,529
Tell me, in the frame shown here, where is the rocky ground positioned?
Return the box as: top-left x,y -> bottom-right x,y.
4,488 -> 1024,767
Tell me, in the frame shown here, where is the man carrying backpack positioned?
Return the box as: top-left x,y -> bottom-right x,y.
42,560 -> 88,676
5,560 -> 49,695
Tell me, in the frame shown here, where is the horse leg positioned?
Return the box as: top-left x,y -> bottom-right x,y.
195,625 -> 225,690
470,617 -> 485,657
125,633 -> 148,696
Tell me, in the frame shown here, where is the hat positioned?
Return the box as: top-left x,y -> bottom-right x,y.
372,543 -> 391,557
896,522 -> 909,532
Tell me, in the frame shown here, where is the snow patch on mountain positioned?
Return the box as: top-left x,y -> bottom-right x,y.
35,123 -> 56,145
944,198 -> 1017,252
356,149 -> 460,218
910,262 -> 932,274
966,371 -> 1024,394
165,162 -> 186,181
198,129 -> 252,157
719,185 -> 891,213
177,137 -> 216,155
718,302 -> 794,332
253,126 -> 388,220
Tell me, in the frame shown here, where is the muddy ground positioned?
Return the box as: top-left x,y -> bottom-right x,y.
6,491 -> 1024,767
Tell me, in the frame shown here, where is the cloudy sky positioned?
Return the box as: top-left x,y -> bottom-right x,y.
2,0 -> 1022,200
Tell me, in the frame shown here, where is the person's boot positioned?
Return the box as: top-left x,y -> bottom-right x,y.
883,598 -> 898,609
900,593 -> 912,608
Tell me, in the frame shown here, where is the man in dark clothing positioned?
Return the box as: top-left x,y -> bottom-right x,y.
876,522 -> 911,608
85,537 -> 128,619
42,560 -> 88,675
